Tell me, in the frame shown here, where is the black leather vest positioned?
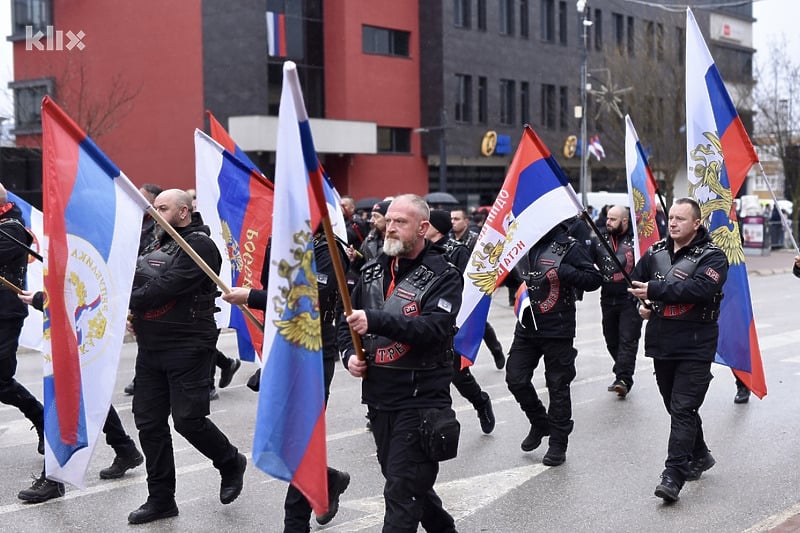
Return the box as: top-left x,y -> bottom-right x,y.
522,238 -> 576,314
359,259 -> 451,369
133,234 -> 218,326
0,217 -> 31,289
649,241 -> 723,322
596,233 -> 636,283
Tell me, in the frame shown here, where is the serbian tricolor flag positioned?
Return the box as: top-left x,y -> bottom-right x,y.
266,10 -> 287,57
252,61 -> 328,514
207,110 -> 346,245
7,192 -> 44,352
206,110 -> 265,175
195,129 -> 272,362
454,126 -> 583,366
686,8 -> 766,398
624,115 -> 660,261
41,96 -> 150,487
513,283 -> 533,327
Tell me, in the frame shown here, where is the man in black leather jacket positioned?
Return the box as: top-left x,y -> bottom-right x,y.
0,183 -> 44,456
629,197 -> 728,503
506,221 -> 602,467
127,189 -> 246,524
340,194 -> 461,533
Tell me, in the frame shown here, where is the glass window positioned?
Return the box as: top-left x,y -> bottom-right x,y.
541,0 -> 554,43
10,78 -> 54,133
455,74 -> 473,123
12,0 -> 51,36
363,25 -> 410,57
520,81 -> 530,125
478,76 -> 488,124
593,9 -> 603,51
477,0 -> 487,30
454,0 -> 471,28
540,84 -> 555,129
558,1 -> 567,46
627,16 -> 635,57
500,0 -> 514,35
613,13 -> 624,54
500,79 -> 515,125
377,127 -> 411,153
520,0 -> 529,38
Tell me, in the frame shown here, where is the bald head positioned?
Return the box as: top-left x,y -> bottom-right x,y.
605,205 -> 630,236
154,188 -> 194,228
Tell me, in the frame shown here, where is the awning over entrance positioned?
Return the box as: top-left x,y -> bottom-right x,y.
228,115 -> 377,154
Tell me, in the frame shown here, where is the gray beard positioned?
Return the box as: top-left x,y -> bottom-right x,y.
384,237 -> 413,256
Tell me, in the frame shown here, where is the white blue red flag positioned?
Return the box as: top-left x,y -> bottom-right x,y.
207,110 -> 347,246
454,126 -> 583,366
7,192 -> 44,352
252,61 -> 328,514
41,96 -> 150,487
513,283 -> 533,328
588,134 -> 606,161
195,129 -> 272,362
207,110 -> 264,174
266,11 -> 287,57
624,115 -> 660,260
685,8 -> 765,398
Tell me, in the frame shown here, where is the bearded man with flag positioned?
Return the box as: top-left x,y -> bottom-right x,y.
340,194 -> 461,532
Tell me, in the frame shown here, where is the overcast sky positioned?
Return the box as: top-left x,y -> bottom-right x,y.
0,0 -> 797,120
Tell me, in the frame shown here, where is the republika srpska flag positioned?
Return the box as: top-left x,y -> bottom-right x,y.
41,96 -> 151,486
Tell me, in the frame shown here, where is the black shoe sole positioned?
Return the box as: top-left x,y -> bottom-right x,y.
18,490 -> 65,503
100,454 -> 145,479
316,473 -> 351,525
654,485 -> 680,502
128,507 -> 179,524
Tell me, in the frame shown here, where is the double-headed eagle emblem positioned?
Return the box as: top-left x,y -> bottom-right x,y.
688,131 -> 745,266
271,225 -> 323,352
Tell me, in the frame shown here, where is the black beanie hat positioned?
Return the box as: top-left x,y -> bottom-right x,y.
372,200 -> 391,216
429,209 -> 452,235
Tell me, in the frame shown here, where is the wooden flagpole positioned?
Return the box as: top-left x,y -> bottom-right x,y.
147,206 -> 265,332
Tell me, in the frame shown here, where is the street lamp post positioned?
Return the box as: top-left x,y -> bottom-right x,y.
577,0 -> 591,207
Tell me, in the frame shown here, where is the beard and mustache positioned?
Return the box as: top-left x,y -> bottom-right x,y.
384,235 -> 415,256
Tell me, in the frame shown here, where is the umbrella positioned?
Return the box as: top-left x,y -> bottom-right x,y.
354,196 -> 381,211
424,192 -> 459,205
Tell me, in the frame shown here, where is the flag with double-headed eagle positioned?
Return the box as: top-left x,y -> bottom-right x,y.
624,115 -> 660,260
454,126 -> 584,367
685,8 -> 765,398
252,61 -> 328,514
41,96 -> 150,487
195,129 -> 272,362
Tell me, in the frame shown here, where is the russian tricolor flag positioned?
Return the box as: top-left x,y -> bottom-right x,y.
41,96 -> 150,487
685,8 -> 766,398
195,129 -> 272,362
624,115 -> 660,261
454,126 -> 583,367
252,61 -> 328,514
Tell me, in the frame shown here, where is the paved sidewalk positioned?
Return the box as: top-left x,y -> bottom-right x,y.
742,247 -> 797,276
